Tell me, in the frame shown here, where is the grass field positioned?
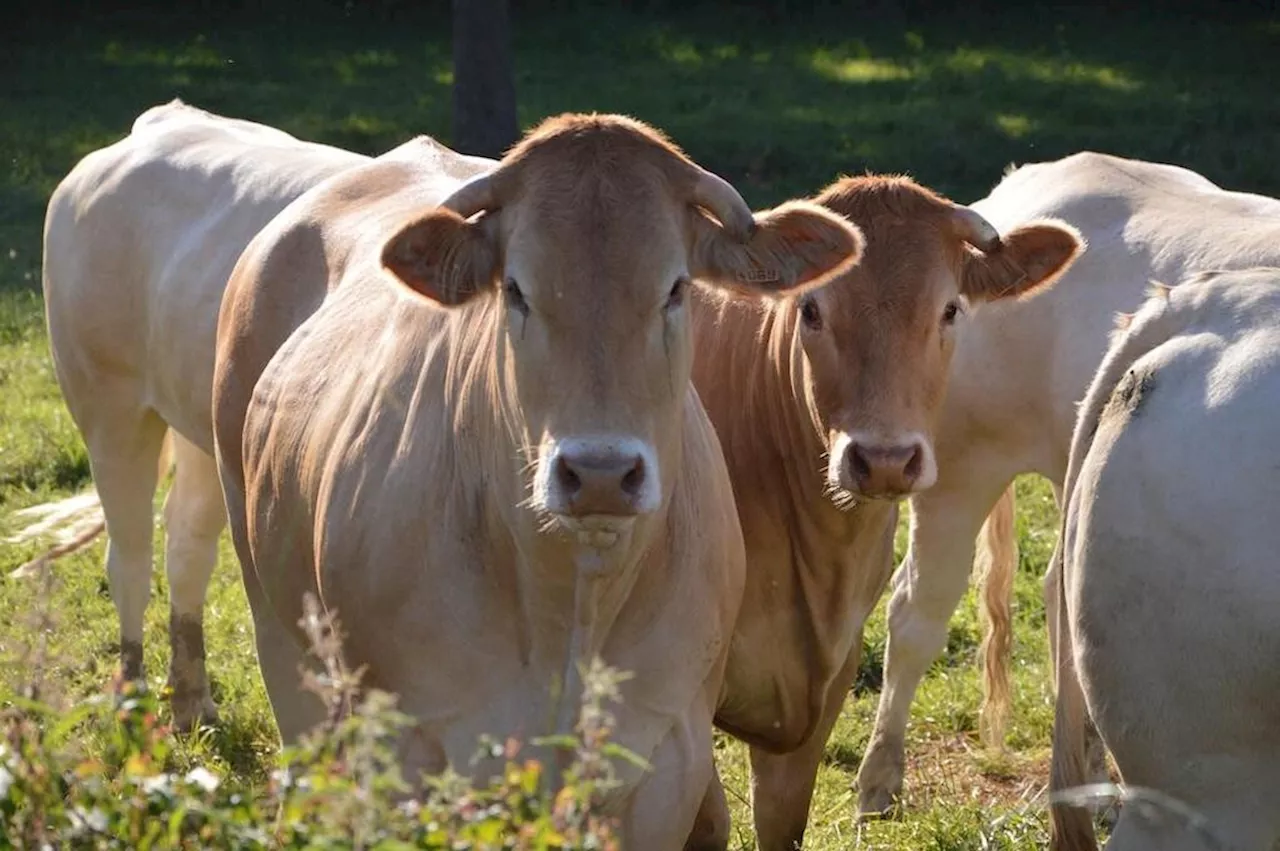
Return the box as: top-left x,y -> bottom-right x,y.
1,3 -> 1277,847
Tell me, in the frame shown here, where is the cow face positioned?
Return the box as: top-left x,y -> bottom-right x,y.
381,114 -> 863,542
793,177 -> 1083,502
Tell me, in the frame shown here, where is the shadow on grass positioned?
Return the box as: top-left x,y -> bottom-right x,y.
2,3 -> 1276,298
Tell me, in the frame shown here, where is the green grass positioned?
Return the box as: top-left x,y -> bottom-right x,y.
1,2 -> 1276,846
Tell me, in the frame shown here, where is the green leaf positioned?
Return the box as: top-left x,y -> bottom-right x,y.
599,744 -> 650,772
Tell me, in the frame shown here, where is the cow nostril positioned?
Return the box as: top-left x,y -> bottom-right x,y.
620,456 -> 645,497
849,444 -> 872,484
554,454 -> 582,495
904,446 -> 923,482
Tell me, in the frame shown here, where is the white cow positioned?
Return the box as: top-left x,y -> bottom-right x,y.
856,152 -> 1280,814
39,100 -> 376,729
1050,268 -> 1280,851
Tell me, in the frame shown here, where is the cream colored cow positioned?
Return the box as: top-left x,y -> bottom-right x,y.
39,100 -> 370,729
211,113 -> 864,849
1051,269 -> 1280,851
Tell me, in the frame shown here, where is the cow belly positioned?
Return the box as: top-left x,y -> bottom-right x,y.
143,276 -> 228,454
716,640 -> 823,752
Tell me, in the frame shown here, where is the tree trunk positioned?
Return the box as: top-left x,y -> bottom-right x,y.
451,0 -> 518,159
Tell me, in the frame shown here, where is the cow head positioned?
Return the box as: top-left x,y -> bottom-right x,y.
793,176 -> 1083,502
381,114 -> 863,543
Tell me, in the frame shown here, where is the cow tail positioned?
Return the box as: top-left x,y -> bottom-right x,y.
1050,282 -> 1186,850
977,481 -> 1017,748
9,429 -> 174,578
1048,527 -> 1098,851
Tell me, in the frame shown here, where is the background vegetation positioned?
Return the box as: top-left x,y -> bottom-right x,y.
2,1 -> 1276,846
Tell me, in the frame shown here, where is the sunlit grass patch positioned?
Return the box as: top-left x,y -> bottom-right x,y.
994,113 -> 1034,139
809,50 -> 913,83
940,47 -> 1142,92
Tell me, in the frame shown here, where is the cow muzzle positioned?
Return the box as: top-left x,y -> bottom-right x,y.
829,430 -> 937,501
537,436 -> 661,523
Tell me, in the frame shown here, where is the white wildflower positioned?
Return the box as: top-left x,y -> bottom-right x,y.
185,766 -> 220,793
141,773 -> 173,795
271,766 -> 293,789
69,807 -> 108,834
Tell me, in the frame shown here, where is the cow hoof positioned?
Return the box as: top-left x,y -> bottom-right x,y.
855,743 -> 904,820
170,690 -> 220,733
855,770 -> 903,820
855,788 -> 901,821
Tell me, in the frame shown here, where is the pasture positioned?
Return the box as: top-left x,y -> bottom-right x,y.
2,2 -> 1277,847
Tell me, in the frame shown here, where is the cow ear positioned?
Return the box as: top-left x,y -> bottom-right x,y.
960,219 -> 1083,303
691,200 -> 864,299
381,210 -> 499,306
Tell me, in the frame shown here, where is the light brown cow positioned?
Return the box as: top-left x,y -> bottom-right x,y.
692,175 -> 1083,849
211,114 -> 863,849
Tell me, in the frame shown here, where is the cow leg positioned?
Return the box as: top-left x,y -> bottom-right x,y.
1044,537 -> 1116,824
86,411 -> 168,684
749,649 -> 861,851
625,706 -> 716,851
161,434 -> 225,731
1042,480 -> 1065,692
218,454 -> 328,746
856,470 -> 1012,817
240,566 -> 327,745
682,759 -> 729,851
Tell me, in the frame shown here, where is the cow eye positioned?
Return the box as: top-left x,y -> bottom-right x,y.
799,296 -> 823,331
665,275 -> 689,311
504,277 -> 529,316
941,300 -> 962,325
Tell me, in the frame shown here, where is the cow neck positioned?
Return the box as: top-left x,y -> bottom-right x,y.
703,296 -> 878,546
514,506 -> 669,749
766,303 -> 897,671
477,317 -> 675,740
693,293 -> 895,700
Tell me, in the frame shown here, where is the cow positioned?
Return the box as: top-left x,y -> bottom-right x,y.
1049,268 -> 1280,851
38,100 -> 373,730
855,152 -> 1280,816
691,174 -> 1083,849
209,112 -> 865,849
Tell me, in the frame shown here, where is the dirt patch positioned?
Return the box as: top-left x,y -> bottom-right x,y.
899,733 -> 1051,813
898,731 -> 1123,818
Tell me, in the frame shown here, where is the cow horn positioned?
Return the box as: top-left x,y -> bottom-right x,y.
950,204 -> 1002,252
440,173 -> 498,219
690,168 -> 756,242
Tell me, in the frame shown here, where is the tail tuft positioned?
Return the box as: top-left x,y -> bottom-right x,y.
977,482 -> 1017,748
